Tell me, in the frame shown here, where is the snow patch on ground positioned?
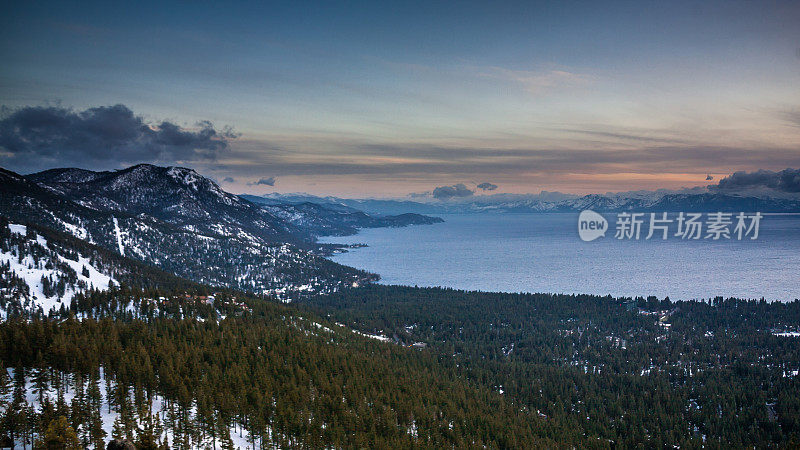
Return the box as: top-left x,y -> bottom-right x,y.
61,220 -> 88,240
9,224 -> 27,236
773,331 -> 800,337
112,217 -> 125,256
311,322 -> 335,334
352,329 -> 391,342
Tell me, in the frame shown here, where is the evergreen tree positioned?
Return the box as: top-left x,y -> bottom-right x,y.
111,416 -> 125,441
31,361 -> 49,406
3,366 -> 28,446
36,415 -> 81,450
0,362 -> 9,410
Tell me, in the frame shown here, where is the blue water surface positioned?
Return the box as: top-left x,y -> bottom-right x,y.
321,213 -> 800,301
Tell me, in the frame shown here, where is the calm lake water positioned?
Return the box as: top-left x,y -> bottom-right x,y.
321,213 -> 800,302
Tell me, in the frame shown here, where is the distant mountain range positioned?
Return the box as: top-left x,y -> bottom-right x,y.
255,190 -> 800,215
0,164 -> 441,304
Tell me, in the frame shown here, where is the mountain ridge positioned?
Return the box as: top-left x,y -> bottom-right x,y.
253,190 -> 800,215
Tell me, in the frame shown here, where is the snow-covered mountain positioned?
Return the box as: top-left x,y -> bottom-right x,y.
29,164 -> 308,244
1,165 -> 392,300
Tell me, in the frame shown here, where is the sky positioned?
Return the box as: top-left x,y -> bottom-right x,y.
1,0 -> 799,198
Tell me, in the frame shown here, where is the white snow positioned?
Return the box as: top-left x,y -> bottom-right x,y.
311,322 -> 334,334
58,253 -> 115,291
9,224 -> 26,236
61,220 -> 88,240
773,331 -> 800,337
352,329 -> 391,342
112,216 -> 125,256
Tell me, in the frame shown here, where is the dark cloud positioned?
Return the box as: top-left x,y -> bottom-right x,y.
254,177 -> 276,186
705,174 -> 713,181
0,104 -> 235,170
477,182 -> 498,191
223,176 -> 235,183
711,168 -> 800,193
432,183 -> 474,200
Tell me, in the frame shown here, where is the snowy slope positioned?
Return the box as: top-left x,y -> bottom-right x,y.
0,223 -> 117,317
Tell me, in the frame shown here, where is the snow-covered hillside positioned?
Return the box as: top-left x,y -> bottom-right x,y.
0,223 -> 117,317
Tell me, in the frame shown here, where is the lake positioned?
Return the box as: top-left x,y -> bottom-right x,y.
321,213 -> 800,302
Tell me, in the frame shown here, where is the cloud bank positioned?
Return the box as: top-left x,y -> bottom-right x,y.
477,182 -> 498,191
0,104 -> 235,170
712,168 -> 800,193
432,183 -> 474,200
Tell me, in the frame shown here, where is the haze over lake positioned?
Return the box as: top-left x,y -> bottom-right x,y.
322,213 -> 800,302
